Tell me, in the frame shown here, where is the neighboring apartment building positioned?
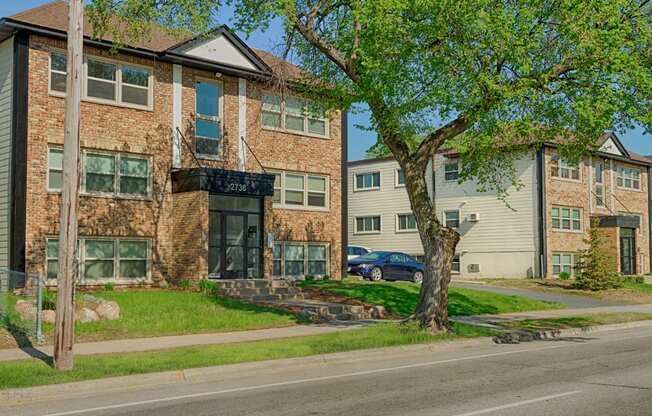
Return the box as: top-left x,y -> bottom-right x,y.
0,1 -> 346,286
348,134 -> 652,279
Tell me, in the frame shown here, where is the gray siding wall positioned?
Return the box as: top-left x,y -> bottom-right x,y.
0,38 -> 13,270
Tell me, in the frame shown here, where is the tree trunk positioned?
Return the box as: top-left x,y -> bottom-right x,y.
54,0 -> 84,371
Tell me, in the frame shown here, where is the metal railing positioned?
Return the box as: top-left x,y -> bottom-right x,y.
0,269 -> 45,344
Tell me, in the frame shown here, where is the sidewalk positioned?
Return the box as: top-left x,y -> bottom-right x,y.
0,322 -> 370,362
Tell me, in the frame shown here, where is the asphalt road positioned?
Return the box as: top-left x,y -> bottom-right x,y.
4,325 -> 652,416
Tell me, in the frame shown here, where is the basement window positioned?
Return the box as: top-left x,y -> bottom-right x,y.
273,242 -> 329,278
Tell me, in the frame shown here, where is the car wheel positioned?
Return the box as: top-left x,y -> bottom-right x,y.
412,271 -> 424,284
370,267 -> 383,281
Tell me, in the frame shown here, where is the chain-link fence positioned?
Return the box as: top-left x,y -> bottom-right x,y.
0,269 -> 45,345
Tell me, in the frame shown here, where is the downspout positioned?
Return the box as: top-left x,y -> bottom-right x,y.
341,110 -> 348,279
536,147 -> 547,278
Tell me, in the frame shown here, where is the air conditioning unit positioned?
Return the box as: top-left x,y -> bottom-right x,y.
468,213 -> 480,222
467,264 -> 480,273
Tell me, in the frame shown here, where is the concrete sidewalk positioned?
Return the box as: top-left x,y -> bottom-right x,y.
0,322 -> 370,363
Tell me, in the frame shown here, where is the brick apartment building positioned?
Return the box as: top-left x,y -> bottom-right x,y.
0,1 -> 346,286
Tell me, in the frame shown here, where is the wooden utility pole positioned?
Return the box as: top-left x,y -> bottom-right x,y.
54,0 -> 84,371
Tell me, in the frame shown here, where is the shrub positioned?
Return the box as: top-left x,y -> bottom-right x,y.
622,275 -> 645,284
558,271 -> 571,280
177,279 -> 191,291
103,282 -> 115,292
304,275 -> 315,282
321,274 -> 331,281
42,289 -> 57,310
198,279 -> 217,295
574,218 -> 623,291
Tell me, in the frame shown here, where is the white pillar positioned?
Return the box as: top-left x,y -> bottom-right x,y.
238,78 -> 247,171
172,64 -> 182,168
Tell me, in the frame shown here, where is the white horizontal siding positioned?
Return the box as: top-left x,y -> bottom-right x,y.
0,38 -> 12,269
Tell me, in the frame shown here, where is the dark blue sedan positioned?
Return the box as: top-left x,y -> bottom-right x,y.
347,251 -> 425,283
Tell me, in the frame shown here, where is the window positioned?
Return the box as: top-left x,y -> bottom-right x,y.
50,51 -> 153,109
356,216 -> 381,233
551,206 -> 582,231
617,166 -> 641,190
444,160 -> 459,181
444,210 -> 460,228
452,254 -> 460,273
84,239 -> 115,280
271,171 -> 329,209
396,169 -> 405,186
83,151 -> 150,198
46,239 -> 59,280
47,147 -> 64,190
195,80 -> 222,157
397,213 -> 417,231
261,95 -> 328,137
273,242 -> 330,278
355,172 -> 380,190
595,161 -> 604,207
550,153 -> 580,180
552,253 -> 577,276
118,240 -> 148,278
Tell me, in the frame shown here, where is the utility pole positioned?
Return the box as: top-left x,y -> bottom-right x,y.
54,0 -> 84,371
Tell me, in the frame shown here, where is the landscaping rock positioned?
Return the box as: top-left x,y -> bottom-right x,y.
75,307 -> 100,323
157,280 -> 170,289
94,300 -> 120,320
15,300 -> 36,321
42,309 -> 56,324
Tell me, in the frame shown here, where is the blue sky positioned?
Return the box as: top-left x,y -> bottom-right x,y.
3,0 -> 650,161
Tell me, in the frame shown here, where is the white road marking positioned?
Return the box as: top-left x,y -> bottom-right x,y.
40,344 -> 570,416
450,390 -> 583,416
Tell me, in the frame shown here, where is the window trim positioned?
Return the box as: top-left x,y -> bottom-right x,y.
551,252 -> 578,276
80,150 -> 152,200
272,241 -> 330,278
194,77 -> 224,160
45,237 -> 151,284
49,49 -> 155,111
269,170 -> 330,211
443,159 -> 459,182
452,253 -> 461,274
261,94 -> 330,139
353,171 -> 381,192
549,152 -> 581,182
395,169 -> 406,188
616,165 -> 642,191
354,215 -> 382,235
443,209 -> 461,229
395,213 -> 418,233
551,205 -> 583,233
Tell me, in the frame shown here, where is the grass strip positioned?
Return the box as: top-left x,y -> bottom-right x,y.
502,312 -> 652,331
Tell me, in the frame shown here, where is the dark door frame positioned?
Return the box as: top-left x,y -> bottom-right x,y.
619,228 -> 636,276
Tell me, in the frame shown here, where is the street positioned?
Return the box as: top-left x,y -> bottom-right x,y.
2,325 -> 652,416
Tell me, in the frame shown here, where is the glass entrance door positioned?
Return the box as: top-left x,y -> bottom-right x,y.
620,228 -> 636,275
208,195 -> 263,279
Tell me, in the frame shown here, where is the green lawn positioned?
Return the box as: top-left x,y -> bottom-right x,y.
503,312 -> 652,331
0,322 -> 496,390
302,278 -> 565,317
2,290 -> 301,348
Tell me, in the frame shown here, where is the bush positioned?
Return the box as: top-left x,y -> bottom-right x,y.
42,289 -> 57,310
103,282 -> 115,292
304,275 -> 315,282
558,271 -> 571,280
574,218 -> 623,291
177,279 -> 191,291
321,274 -> 331,281
622,275 -> 645,284
198,279 -> 218,295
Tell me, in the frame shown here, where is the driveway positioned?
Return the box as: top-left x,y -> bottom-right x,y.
451,281 -> 617,309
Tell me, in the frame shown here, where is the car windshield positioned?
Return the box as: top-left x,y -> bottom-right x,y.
356,252 -> 388,261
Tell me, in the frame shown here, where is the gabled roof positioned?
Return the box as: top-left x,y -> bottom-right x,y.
597,132 -> 630,158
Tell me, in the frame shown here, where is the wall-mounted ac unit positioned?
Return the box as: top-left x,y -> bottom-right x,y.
467,264 -> 480,273
468,213 -> 480,222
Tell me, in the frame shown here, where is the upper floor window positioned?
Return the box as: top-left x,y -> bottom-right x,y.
261,95 -> 328,137
271,171 -> 328,209
355,172 -> 380,190
195,80 -> 222,158
397,213 -> 417,231
355,216 -> 381,233
444,210 -> 460,228
595,161 -> 604,207
452,254 -> 460,273
551,206 -> 581,231
550,153 -> 580,180
78,150 -> 150,198
396,169 -> 406,186
47,147 -> 64,190
444,159 -> 459,181
50,51 -> 153,109
617,166 -> 641,190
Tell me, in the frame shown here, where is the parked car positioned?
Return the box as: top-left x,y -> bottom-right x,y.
347,251 -> 425,283
347,245 -> 373,260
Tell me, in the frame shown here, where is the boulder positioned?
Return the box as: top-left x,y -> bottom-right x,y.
15,300 -> 36,321
42,309 -> 56,324
75,307 -> 100,323
94,300 -> 120,320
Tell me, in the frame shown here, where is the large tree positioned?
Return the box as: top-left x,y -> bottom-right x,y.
89,0 -> 652,332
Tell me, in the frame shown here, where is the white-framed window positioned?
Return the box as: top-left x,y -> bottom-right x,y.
452,254 -> 460,273
552,252 -> 578,276
195,79 -> 223,158
616,166 -> 641,190
80,151 -> 151,198
395,169 -> 406,187
397,213 -> 417,232
444,159 -> 459,181
355,216 -> 381,234
261,95 -> 328,137
46,238 -> 150,282
271,171 -> 329,210
551,206 -> 582,231
272,242 -> 329,278
444,210 -> 460,228
355,172 -> 380,190
595,161 -> 604,207
49,51 -> 153,110
550,152 -> 580,180
47,147 -> 64,191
